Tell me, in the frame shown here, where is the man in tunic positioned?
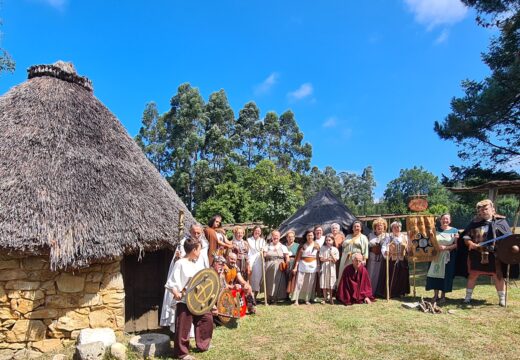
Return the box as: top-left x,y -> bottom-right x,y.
223,252 -> 257,314
165,238 -> 213,360
161,224 -> 208,328
459,199 -> 513,306
336,253 -> 375,306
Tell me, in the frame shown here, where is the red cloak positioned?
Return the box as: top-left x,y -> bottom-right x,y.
336,264 -> 375,305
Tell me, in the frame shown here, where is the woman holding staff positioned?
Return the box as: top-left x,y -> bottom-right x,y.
367,218 -> 388,297
376,221 -> 410,298
247,226 -> 266,301
426,213 -> 458,304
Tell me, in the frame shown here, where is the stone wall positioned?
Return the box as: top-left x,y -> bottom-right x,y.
0,256 -> 124,359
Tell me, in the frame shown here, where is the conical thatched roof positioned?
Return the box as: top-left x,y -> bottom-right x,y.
278,188 -> 358,238
0,61 -> 196,269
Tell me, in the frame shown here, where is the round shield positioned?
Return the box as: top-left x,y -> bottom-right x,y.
185,268 -> 221,316
216,288 -> 241,326
496,234 -> 520,265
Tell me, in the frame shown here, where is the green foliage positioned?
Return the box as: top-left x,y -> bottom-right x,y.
0,20 -> 15,75
383,166 -> 452,215
435,1 -> 520,168
136,83 -> 312,222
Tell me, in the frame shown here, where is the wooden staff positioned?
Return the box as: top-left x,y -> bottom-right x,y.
328,249 -> 334,305
505,264 -> 510,308
386,251 -> 390,302
412,257 -> 417,298
258,237 -> 268,306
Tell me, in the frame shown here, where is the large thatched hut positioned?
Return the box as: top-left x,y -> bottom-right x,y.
0,62 -> 196,356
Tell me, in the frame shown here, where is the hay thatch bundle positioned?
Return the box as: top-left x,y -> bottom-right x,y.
0,61 -> 195,269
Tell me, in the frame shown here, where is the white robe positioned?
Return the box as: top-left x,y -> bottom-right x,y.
247,236 -> 266,292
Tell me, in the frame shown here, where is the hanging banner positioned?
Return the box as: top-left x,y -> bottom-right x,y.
406,216 -> 439,262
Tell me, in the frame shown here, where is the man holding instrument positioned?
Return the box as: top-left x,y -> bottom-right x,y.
165,238 -> 214,359
460,199 -> 512,306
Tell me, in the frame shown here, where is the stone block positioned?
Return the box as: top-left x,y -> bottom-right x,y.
75,341 -> 105,360
7,290 -> 20,299
78,327 -> 116,347
129,333 -> 171,358
25,308 -> 59,319
0,287 -> 7,303
31,338 -> 63,353
26,270 -> 56,282
52,355 -> 68,360
0,349 -> 15,360
101,292 -> 124,306
0,260 -> 19,270
56,274 -> 85,293
6,319 -> 46,342
88,310 -> 112,328
1,319 -> 16,328
100,273 -> 124,291
20,290 -> 45,301
84,282 -> 100,293
13,348 -> 42,359
0,342 -> 24,349
46,295 -> 79,308
85,272 -> 103,283
79,265 -> 102,273
55,311 -> 89,331
0,307 -> 16,320
5,281 -> 41,291
71,330 -> 80,339
40,280 -> 56,295
79,294 -> 101,307
0,270 -> 27,281
11,298 -> 45,314
22,257 -> 48,270
47,321 -> 68,339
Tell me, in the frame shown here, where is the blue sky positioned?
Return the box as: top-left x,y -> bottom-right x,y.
0,1 -> 498,198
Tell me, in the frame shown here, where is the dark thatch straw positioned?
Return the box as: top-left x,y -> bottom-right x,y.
0,61 -> 196,270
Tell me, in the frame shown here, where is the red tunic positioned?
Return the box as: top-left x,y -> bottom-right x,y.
336,264 -> 375,305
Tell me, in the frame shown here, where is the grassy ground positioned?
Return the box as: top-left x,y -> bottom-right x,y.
193,263 -> 520,360
45,263 -> 520,359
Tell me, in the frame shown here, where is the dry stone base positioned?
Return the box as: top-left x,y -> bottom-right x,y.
0,256 -> 124,353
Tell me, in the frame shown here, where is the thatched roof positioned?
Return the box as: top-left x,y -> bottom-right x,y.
448,180 -> 520,195
0,61 -> 196,269
278,188 -> 358,238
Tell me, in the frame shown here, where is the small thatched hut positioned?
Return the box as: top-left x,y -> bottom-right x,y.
0,62 -> 195,356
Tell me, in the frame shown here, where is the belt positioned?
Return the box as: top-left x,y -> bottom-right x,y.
302,257 -> 315,263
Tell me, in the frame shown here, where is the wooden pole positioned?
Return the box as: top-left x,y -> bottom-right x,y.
261,249 -> 268,306
386,253 -> 390,302
505,264 -> 510,308
413,257 -> 417,298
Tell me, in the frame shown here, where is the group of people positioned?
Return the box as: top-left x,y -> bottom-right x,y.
162,199 -> 516,359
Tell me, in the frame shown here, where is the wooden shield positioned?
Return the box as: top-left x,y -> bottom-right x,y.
406,216 -> 439,262
216,288 -> 241,326
185,268 -> 220,316
496,234 -> 520,265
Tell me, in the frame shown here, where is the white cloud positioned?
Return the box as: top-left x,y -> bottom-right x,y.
322,117 -> 337,128
254,72 -> 279,95
435,28 -> 449,44
287,83 -> 313,101
404,0 -> 468,30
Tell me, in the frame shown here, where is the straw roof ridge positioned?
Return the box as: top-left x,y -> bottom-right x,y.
0,62 -> 196,269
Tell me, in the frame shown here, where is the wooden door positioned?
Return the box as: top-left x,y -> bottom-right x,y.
123,249 -> 173,332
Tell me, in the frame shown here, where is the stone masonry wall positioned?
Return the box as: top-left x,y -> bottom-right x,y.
0,255 -> 124,359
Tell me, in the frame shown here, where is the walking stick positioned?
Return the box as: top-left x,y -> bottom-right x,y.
506,264 -> 510,308
261,249 -> 268,306
413,257 -> 417,298
386,252 -> 390,302
329,249 -> 334,305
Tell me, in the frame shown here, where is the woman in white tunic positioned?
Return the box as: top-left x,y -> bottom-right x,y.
247,226 -> 266,298
338,221 -> 369,284
291,230 -> 320,305
319,234 -> 339,303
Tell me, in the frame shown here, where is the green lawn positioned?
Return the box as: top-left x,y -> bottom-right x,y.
195,263 -> 520,360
